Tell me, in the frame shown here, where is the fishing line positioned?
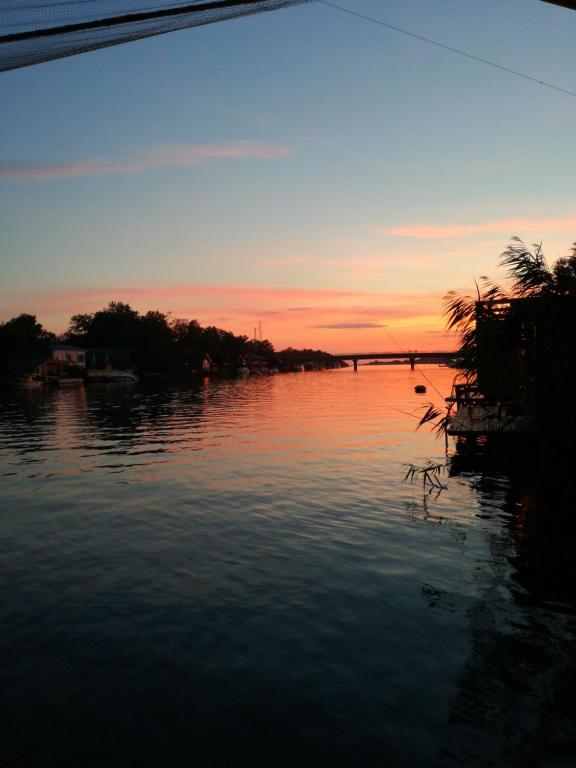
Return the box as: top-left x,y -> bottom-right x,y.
381,325 -> 446,401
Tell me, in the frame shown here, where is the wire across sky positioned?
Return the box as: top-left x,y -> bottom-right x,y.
1,0 -> 575,100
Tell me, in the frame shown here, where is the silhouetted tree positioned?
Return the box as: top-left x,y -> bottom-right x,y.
67,301 -> 141,348
137,311 -> 174,373
444,238 -> 576,371
500,238 -> 576,297
0,314 -> 54,372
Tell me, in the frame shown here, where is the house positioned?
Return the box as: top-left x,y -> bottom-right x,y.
35,344 -> 87,377
50,344 -> 86,367
30,346 -> 132,378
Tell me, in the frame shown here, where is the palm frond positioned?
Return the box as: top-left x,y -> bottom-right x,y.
477,276 -> 506,302
416,404 -> 442,431
500,237 -> 553,297
416,402 -> 454,440
443,291 -> 476,334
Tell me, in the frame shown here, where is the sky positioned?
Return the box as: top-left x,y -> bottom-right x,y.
1,0 -> 576,353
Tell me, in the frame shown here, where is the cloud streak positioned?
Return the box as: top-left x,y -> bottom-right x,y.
311,322 -> 384,330
383,215 -> 576,239
0,141 -> 294,181
3,283 -> 453,353
3,283 -> 444,320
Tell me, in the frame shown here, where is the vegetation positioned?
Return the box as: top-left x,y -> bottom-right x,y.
403,461 -> 447,493
0,313 -> 54,376
442,237 -> 576,479
500,238 -> 576,297
275,346 -> 345,370
445,238 -> 576,371
1,301 -> 342,378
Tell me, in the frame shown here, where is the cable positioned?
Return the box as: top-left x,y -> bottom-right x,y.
318,0 -> 576,99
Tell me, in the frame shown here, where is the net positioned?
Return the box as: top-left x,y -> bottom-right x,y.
0,1 -> 312,73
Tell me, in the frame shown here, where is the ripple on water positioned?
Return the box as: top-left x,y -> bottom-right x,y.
0,367 -> 574,766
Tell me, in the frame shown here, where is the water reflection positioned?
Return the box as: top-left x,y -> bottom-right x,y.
439,439 -> 576,766
0,385 -> 60,470
0,368 -> 574,766
450,438 -> 576,612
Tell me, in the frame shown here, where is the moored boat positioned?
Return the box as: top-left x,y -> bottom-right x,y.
13,374 -> 43,388
445,382 -> 532,435
86,370 -> 138,383
45,376 -> 84,386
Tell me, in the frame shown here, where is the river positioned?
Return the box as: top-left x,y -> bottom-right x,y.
1,366 -> 574,766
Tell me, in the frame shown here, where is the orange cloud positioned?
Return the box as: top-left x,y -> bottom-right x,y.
311,323 -> 384,330
32,284 -> 365,304
0,142 -> 294,181
383,215 -> 576,239
2,283 -> 453,353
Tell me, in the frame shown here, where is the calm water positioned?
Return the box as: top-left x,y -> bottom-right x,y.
1,366 -> 574,767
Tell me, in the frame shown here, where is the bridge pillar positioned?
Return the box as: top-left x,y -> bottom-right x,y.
353,358 -> 358,372
409,354 -> 416,371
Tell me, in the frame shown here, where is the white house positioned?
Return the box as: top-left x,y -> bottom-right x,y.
50,344 -> 86,368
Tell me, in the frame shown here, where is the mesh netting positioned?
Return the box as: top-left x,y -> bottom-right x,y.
0,1 -> 312,72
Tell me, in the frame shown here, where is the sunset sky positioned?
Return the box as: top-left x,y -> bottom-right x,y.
1,0 -> 575,352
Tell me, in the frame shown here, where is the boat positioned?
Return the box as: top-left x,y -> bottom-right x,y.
45,376 -> 84,386
445,383 -> 532,435
57,377 -> 84,386
86,370 -> 138,383
12,374 -> 43,388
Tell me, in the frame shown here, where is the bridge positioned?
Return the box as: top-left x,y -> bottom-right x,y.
332,351 -> 457,372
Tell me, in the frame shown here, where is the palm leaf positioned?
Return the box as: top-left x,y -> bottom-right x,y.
500,237 -> 553,297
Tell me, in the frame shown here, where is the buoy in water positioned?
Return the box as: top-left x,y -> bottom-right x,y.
414,385 -> 427,393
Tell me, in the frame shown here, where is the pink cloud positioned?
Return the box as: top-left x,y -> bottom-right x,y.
3,284 -> 444,319
0,141 -> 294,181
311,323 -> 384,330
36,284 -> 366,305
2,283 -> 451,353
382,215 -> 576,239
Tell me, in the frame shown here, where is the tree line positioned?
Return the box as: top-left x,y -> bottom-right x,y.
0,301 -> 341,376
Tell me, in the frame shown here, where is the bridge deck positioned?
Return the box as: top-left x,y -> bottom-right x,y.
332,352 -> 456,361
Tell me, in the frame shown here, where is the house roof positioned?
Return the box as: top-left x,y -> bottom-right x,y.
50,343 -> 86,352
85,347 -> 131,355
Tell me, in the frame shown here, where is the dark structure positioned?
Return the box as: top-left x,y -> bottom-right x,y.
0,1 -> 312,73
85,348 -> 132,371
474,295 -> 576,469
542,1 -> 576,10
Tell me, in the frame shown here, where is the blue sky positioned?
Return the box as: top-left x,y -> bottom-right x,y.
1,0 -> 575,350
